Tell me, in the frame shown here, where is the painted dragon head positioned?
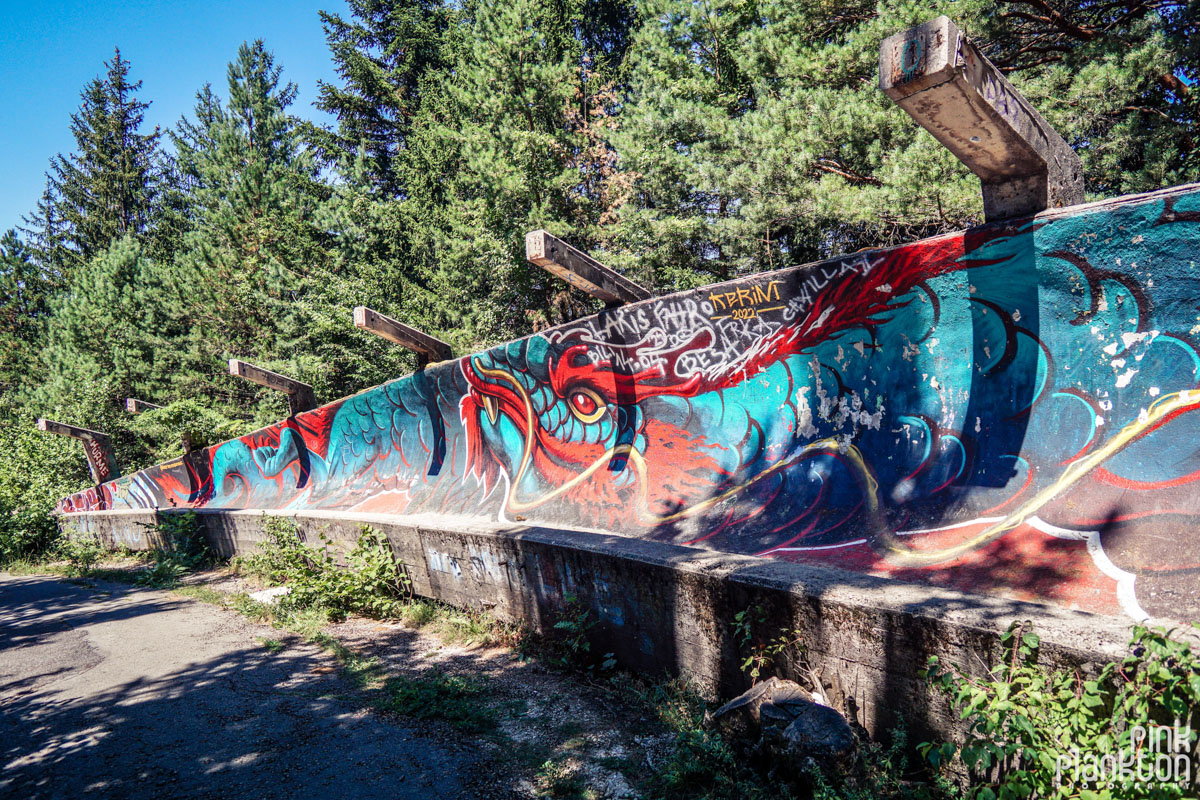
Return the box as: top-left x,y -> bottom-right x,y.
458,334 -> 735,527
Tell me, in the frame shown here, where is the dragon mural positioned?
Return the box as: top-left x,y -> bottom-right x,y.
59,185 -> 1200,621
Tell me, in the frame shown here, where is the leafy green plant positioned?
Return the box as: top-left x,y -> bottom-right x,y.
237,516 -> 411,620
732,603 -> 805,684
0,401 -> 89,565
539,595 -> 616,674
55,528 -> 104,576
341,525 -> 412,616
921,621 -> 1200,799
812,722 -> 953,800
549,596 -> 595,667
135,511 -> 211,587
135,558 -> 189,587
153,511 -> 208,558
634,678 -> 776,800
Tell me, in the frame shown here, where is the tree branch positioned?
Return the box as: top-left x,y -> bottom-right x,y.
814,160 -> 883,186
1004,0 -> 1099,40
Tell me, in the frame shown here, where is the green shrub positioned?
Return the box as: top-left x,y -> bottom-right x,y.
636,678 -> 772,800
0,401 -> 90,564
238,516 -> 411,620
535,595 -> 616,674
55,528 -> 104,576
922,621 -> 1200,799
134,511 -> 212,587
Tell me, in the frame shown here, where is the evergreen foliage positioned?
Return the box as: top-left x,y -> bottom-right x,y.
38,237 -> 171,408
313,0 -> 453,195
610,0 -> 1199,284
165,41 -> 338,407
0,400 -> 89,563
0,231 -> 54,395
22,50 -> 163,278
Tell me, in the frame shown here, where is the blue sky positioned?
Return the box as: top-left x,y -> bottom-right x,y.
0,0 -> 350,234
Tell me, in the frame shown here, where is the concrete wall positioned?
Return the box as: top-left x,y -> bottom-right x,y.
66,505 -> 1132,743
58,185 -> 1200,623
58,183 -> 1200,623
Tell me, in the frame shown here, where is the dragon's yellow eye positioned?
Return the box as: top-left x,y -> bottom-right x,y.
568,388 -> 606,424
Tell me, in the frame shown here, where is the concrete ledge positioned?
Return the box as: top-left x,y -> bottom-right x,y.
61,507 -> 1134,742
67,508 -> 165,551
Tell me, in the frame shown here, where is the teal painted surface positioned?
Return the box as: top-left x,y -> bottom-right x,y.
61,185 -> 1200,620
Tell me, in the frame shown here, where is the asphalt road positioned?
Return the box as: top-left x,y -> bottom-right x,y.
0,573 -> 483,800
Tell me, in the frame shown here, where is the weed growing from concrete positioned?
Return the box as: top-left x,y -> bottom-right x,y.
135,511 -> 212,588
520,595 -> 616,676
55,528 -> 104,576
732,602 -> 806,684
922,621 -> 1200,798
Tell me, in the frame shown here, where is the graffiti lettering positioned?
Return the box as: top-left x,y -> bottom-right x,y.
709,281 -> 785,320
58,186 -> 1200,624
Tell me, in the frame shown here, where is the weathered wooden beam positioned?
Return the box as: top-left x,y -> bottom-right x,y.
227,359 -> 316,416
36,418 -> 120,484
525,230 -> 651,306
879,16 -> 1084,221
353,306 -> 453,366
125,398 -> 163,414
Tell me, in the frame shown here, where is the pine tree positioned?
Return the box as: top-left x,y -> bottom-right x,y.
968,0 -> 1198,196
396,0 -> 640,347
38,237 -> 171,409
164,41 -> 340,416
312,0 -> 453,196
23,49 -> 162,277
306,0 -> 466,378
609,0 -> 1199,285
0,231 -> 56,396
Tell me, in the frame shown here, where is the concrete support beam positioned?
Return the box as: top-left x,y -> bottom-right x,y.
125,398 -> 163,414
36,418 -> 120,484
525,230 -> 651,306
879,16 -> 1084,221
353,306 -> 453,366
227,360 -> 316,416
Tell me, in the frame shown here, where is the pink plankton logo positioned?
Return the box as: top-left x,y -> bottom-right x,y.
1056,722 -> 1195,788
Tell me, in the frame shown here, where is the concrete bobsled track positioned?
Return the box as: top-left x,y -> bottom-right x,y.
59,184 -> 1200,735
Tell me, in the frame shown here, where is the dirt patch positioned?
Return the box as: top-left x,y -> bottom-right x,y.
328,613 -> 675,798
173,566 -> 678,798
